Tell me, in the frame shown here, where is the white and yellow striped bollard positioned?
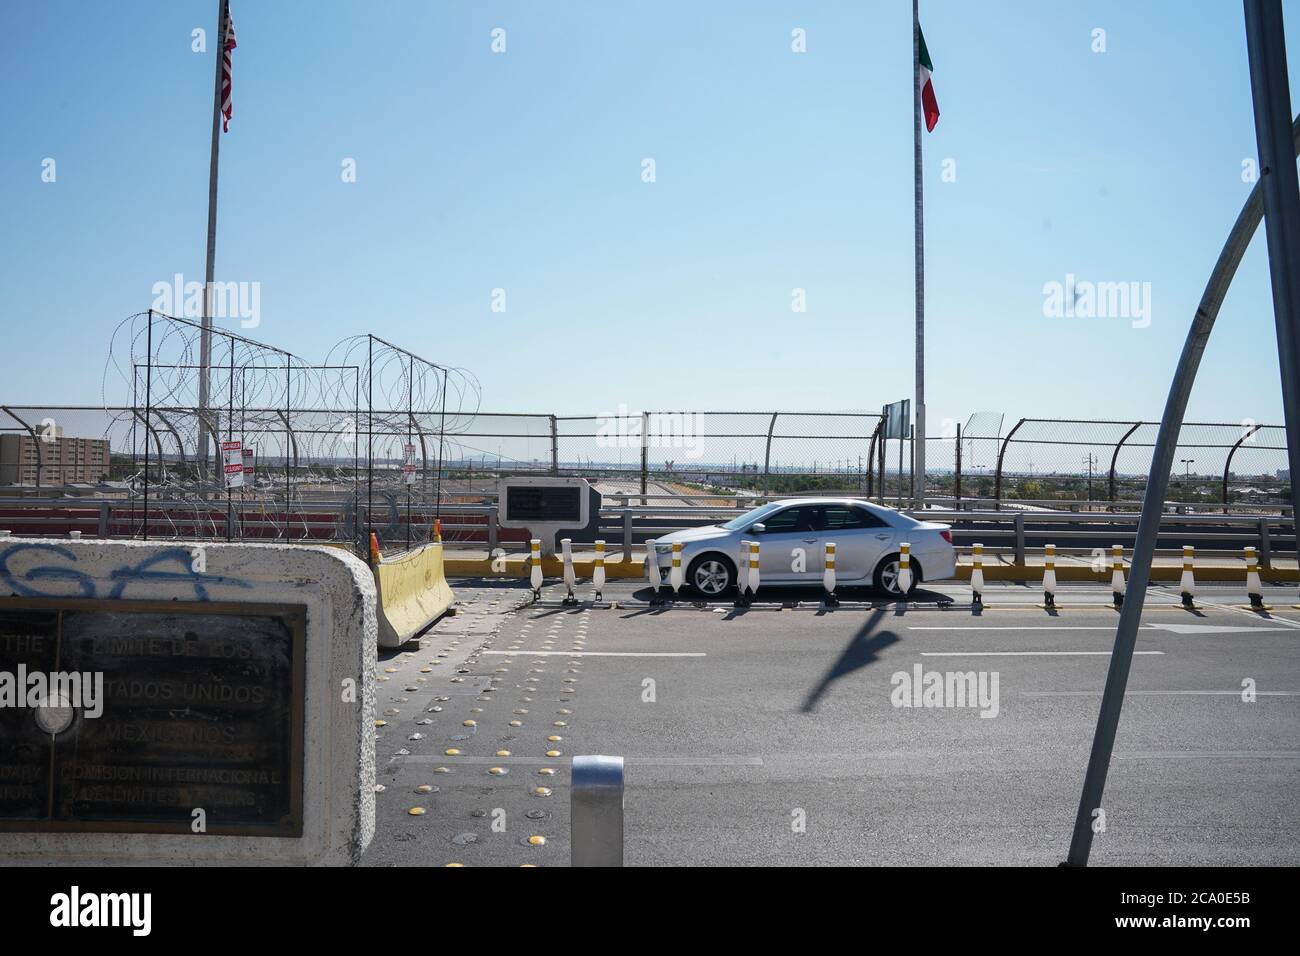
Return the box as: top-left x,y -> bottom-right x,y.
896,542 -> 913,598
1244,546 -> 1263,609
1043,544 -> 1057,609
1180,545 -> 1196,609
645,537 -> 663,602
529,538 -> 543,601
669,541 -> 683,597
970,543 -> 985,609
1111,544 -> 1126,608
561,538 -> 577,605
748,540 -> 761,596
823,542 -> 838,606
592,540 -> 606,603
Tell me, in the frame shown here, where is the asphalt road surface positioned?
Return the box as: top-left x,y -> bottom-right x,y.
362,577 -> 1300,867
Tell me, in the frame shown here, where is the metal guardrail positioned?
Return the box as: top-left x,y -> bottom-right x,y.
0,497 -> 1293,565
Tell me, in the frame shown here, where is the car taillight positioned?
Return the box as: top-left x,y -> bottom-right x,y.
940,530 -> 952,544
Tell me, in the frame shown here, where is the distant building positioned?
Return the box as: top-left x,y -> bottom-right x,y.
0,431 -> 110,485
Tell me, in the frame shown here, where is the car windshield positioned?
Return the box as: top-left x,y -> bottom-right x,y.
720,502 -> 785,531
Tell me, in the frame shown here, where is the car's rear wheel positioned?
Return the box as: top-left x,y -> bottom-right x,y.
688,554 -> 736,597
875,553 -> 921,596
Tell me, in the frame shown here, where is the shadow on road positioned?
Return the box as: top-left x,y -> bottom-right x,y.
800,608 -> 900,713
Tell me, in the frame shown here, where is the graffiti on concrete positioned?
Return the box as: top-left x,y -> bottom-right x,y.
0,544 -> 252,602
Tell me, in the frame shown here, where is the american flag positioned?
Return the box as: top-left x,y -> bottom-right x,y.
220,8 -> 237,132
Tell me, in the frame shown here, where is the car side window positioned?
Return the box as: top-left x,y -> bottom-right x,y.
822,506 -> 887,530
759,506 -> 803,533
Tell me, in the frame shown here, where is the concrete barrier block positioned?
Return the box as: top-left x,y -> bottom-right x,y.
0,538 -> 376,866
373,542 -> 454,649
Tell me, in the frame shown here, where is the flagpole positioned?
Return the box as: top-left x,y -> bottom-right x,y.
912,0 -> 927,511
197,0 -> 229,486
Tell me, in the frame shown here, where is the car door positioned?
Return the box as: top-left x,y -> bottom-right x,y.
752,505 -> 820,583
819,504 -> 895,582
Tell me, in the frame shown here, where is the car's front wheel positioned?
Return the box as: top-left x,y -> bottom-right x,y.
875,553 -> 921,596
688,554 -> 736,597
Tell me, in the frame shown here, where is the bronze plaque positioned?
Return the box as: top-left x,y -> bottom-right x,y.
0,598 -> 305,837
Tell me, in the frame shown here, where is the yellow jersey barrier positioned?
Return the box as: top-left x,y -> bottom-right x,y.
373,542 -> 455,649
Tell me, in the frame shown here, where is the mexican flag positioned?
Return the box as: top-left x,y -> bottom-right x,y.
918,27 -> 939,132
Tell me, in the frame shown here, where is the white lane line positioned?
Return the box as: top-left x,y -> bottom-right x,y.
909,624 -> 1291,634
1143,623 -> 1295,634
920,651 -> 1165,657
1116,751 -> 1300,760
482,649 -> 706,658
908,626 -> 1116,631
1025,690 -> 1300,697
397,755 -> 761,766
1150,587 -> 1300,630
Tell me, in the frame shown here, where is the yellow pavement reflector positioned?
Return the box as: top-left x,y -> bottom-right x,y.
375,719 -> 387,727
547,735 -> 563,742
444,748 -> 461,756
434,766 -> 451,774
488,767 -> 506,775
510,720 -> 523,727
415,784 -> 435,793
496,750 -> 511,757
408,807 -> 427,816
534,786 -> 553,796
538,768 -> 556,775
462,719 -> 476,727
546,749 -> 563,757
527,835 -> 546,846
445,863 -> 464,868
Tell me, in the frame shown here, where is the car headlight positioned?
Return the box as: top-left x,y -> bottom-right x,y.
654,543 -> 675,555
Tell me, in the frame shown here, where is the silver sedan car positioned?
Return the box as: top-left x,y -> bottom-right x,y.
648,498 -> 955,597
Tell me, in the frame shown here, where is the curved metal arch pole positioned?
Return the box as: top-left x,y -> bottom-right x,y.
1066,110 -> 1300,867
1222,422 -> 1263,505
1107,421 -> 1143,505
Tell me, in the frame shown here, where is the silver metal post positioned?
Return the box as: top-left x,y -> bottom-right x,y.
1065,99 -> 1300,865
1245,0 -> 1300,532
912,0 -> 926,510
571,754 -> 624,867
197,0 -> 228,484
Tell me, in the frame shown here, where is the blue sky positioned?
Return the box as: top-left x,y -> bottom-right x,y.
1,0 -> 1297,431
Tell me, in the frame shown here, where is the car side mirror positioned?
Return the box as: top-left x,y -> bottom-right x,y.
750,523 -> 766,534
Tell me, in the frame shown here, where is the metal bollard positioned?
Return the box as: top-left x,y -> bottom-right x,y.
571,755 -> 624,867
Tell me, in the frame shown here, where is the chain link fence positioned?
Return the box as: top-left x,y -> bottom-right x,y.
3,405 -> 1291,517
